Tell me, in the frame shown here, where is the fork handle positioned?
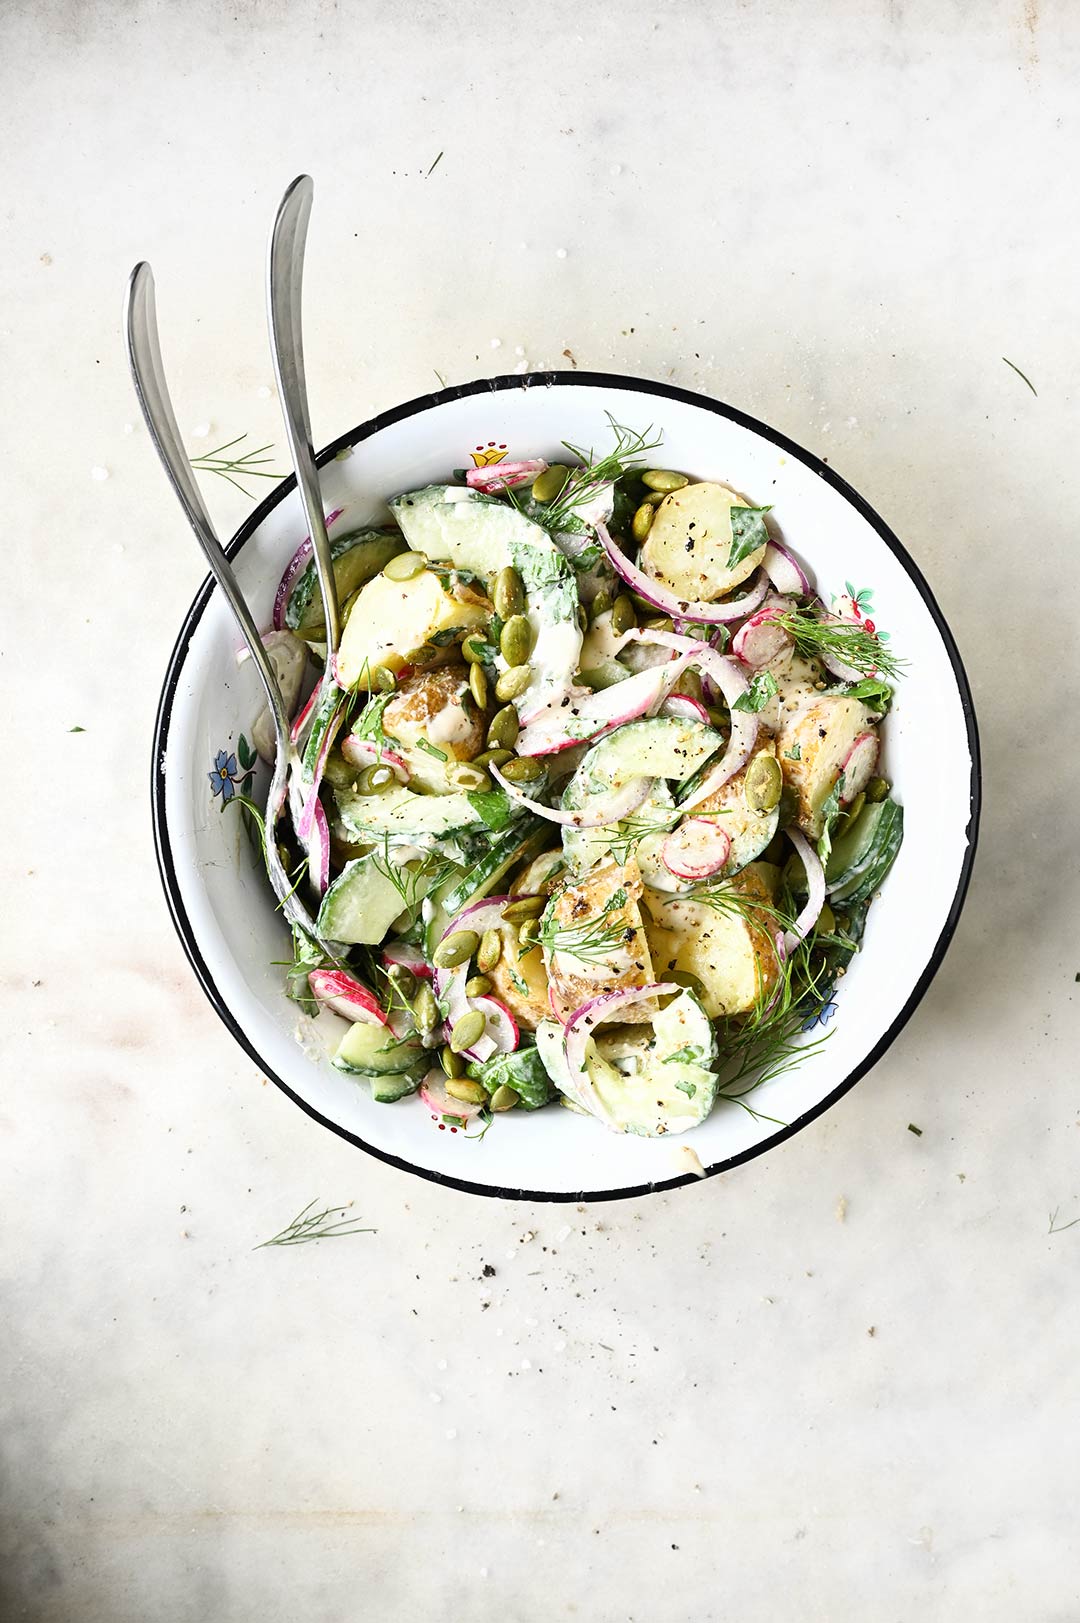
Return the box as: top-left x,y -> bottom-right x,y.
267,175 -> 342,655
125,262 -> 290,748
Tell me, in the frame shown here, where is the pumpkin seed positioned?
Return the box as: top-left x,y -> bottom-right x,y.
502,894 -> 545,922
465,974 -> 492,999
487,704 -> 520,750
836,790 -> 866,837
518,918 -> 540,949
815,902 -> 837,936
477,928 -> 502,974
448,762 -> 492,794
645,490 -> 667,507
500,755 -> 544,785
404,642 -> 438,666
499,614 -> 532,667
745,753 -> 782,813
865,776 -> 890,803
450,1009 -> 486,1053
643,614 -> 674,633
611,594 -> 637,636
669,970 -> 705,997
468,662 -> 489,709
446,1076 -> 488,1104
413,985 -> 439,1031
357,764 -> 396,794
473,747 -> 513,770
576,604 -> 589,633
590,588 -> 612,621
490,1084 -> 520,1112
373,665 -> 397,692
642,468 -> 689,493
707,706 -> 728,730
631,502 -> 655,543
433,929 -> 480,970
495,663 -> 533,702
492,565 -> 526,620
461,634 -> 489,665
532,463 -> 569,504
678,669 -> 704,702
440,1043 -> 466,1079
383,550 -> 427,582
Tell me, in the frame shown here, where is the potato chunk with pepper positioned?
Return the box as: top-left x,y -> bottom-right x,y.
541,861 -> 657,1024
382,664 -> 486,792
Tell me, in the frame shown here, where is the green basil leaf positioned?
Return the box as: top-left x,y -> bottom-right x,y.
727,505 -> 772,571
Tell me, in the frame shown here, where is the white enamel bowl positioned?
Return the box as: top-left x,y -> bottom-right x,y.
153,374 -> 980,1201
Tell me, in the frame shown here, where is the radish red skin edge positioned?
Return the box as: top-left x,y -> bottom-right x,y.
308,969 -> 388,1024
662,819 -> 732,880
839,732 -> 880,803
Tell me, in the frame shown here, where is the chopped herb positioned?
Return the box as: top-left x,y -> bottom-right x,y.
434,369 -> 448,388
254,1199 -> 375,1249
467,788 -> 513,832
843,676 -> 893,711
785,743 -> 801,761
663,1044 -> 705,1066
426,150 -> 444,177
726,505 -> 772,571
732,671 -> 778,713
68,725 -> 86,733
1002,356 -> 1037,396
415,738 -> 448,761
1049,1208 -> 1080,1235
673,1078 -> 698,1099
540,887 -> 634,966
816,773 -> 846,869
907,1123 -> 923,1136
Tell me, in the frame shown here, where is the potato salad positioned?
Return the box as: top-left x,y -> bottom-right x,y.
253,422 -> 904,1138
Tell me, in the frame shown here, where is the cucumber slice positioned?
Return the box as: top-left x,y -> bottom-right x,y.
333,1021 -> 424,1076
369,1069 -> 423,1104
389,485 -> 583,723
286,528 -> 406,637
335,783 -> 490,842
423,823 -> 548,955
536,988 -> 718,1137
316,853 -> 415,945
827,799 -> 904,906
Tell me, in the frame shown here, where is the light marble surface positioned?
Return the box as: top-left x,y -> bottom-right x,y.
3,1 -> 1079,1618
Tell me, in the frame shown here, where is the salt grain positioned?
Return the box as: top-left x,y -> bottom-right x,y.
446,1428 -> 458,1440
521,1358 -> 532,1371
90,466 -> 109,482
514,345 -> 526,358
490,338 -> 502,350
192,422 -> 211,438
257,385 -> 272,399
555,247 -> 568,259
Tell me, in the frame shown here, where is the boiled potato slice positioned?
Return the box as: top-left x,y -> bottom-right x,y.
510,848 -> 568,897
775,697 -> 875,838
640,482 -> 766,603
543,860 -> 656,1024
683,737 -> 782,876
644,863 -> 780,1019
337,569 -> 489,689
382,665 -> 485,791
485,928 -> 551,1033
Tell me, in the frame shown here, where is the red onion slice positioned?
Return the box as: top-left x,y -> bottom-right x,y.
296,694 -> 346,843
272,507 -> 345,630
465,459 -> 547,494
308,968 -> 388,1024
763,540 -> 810,596
660,693 -> 711,724
562,982 -> 679,1123
783,829 -> 825,951
340,734 -> 410,783
596,521 -> 768,624
492,763 -> 653,828
732,607 -> 792,670
614,629 -> 759,809
290,681 -> 321,746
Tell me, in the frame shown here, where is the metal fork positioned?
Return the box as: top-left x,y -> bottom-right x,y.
125,261 -> 322,941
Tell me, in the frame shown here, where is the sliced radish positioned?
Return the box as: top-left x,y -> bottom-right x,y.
272,508 -> 346,630
562,982 -> 679,1121
382,942 -> 433,979
340,734 -> 410,783
732,607 -> 792,671
783,830 -> 825,952
660,693 -> 710,724
614,629 -> 759,809
491,763 -> 653,828
471,996 -> 519,1054
661,819 -> 732,880
419,1069 -> 483,1121
763,540 -> 811,597
308,969 -> 388,1024
465,459 -> 547,494
839,732 -> 880,803
596,521 -> 768,624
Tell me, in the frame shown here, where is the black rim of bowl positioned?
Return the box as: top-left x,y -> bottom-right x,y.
152,370 -> 981,1203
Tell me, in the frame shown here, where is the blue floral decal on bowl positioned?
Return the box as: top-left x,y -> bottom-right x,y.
801,999 -> 838,1032
209,734 -> 256,808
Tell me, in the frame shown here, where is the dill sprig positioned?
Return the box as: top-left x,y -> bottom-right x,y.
596,812 -> 681,866
1049,1208 -> 1080,1235
714,933 -> 834,1103
540,885 -> 633,966
775,607 -> 906,682
370,839 -> 460,921
190,433 -> 284,497
254,1199 -> 375,1249
512,416 -> 663,533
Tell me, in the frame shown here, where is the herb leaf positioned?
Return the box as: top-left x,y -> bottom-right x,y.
775,607 -> 906,682
467,788 -> 513,832
816,773 -> 846,869
727,505 -> 772,570
842,677 -> 893,711
732,671 -> 778,713
415,738 -> 448,762
255,1199 -> 375,1249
